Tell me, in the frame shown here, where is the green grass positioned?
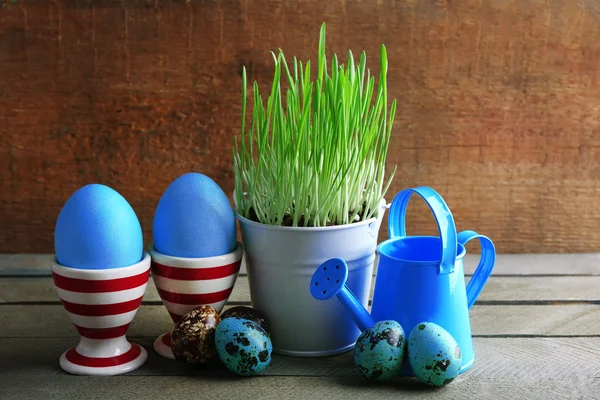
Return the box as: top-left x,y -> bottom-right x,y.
233,22 -> 397,227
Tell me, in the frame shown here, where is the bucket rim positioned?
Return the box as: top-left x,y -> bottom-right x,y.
236,213 -> 381,232
235,199 -> 387,233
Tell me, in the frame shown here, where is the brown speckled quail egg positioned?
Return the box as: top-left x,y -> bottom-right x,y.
171,305 -> 221,365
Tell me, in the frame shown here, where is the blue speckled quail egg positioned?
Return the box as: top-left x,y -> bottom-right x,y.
408,322 -> 462,387
220,306 -> 271,337
54,184 -> 143,269
215,317 -> 272,376
353,320 -> 406,381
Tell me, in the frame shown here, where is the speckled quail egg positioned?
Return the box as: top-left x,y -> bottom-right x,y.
353,320 -> 406,381
408,322 -> 462,387
171,305 -> 221,365
215,317 -> 272,376
220,306 -> 271,336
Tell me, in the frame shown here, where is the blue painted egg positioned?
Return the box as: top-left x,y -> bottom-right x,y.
153,173 -> 237,258
54,184 -> 143,269
353,320 -> 406,381
408,322 -> 462,387
214,317 -> 272,376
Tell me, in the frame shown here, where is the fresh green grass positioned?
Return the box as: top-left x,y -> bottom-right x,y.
233,23 -> 397,227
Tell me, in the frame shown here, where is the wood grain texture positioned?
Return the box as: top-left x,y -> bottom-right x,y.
1,0 -> 600,254
3,304 -> 600,338
2,375 -> 600,400
2,253 -> 599,276
2,275 -> 599,304
2,337 -> 600,379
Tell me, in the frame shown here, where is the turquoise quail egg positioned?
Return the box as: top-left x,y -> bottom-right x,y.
353,320 -> 406,381
214,317 -> 272,376
408,322 -> 462,387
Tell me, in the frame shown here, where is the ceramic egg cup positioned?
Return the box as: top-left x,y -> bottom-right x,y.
149,242 -> 244,359
51,253 -> 151,376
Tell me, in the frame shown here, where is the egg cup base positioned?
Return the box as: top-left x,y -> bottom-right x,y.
153,332 -> 175,359
59,342 -> 148,376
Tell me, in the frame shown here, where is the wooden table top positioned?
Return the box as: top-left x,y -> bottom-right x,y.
1,253 -> 599,399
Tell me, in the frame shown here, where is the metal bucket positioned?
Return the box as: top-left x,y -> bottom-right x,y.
237,200 -> 386,357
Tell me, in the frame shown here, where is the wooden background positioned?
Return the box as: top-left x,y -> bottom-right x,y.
1,0 -> 599,254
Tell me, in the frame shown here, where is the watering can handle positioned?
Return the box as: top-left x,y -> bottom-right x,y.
388,186 -> 458,275
458,230 -> 496,309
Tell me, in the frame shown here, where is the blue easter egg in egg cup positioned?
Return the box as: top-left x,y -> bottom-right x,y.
149,172 -> 244,359
152,172 -> 238,259
51,184 -> 151,376
54,184 -> 145,270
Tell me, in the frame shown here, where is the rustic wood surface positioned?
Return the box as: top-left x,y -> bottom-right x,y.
2,253 -> 599,276
3,375 -> 600,400
3,337 -> 600,379
4,304 -> 600,338
4,274 -> 600,304
1,0 -> 600,254
1,253 -> 600,399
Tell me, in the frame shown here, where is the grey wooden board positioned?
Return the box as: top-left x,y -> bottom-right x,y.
3,304 -> 600,338
0,276 -> 248,304
0,254 -> 56,276
0,254 -> 252,277
2,275 -> 600,304
2,253 -> 600,276
1,375 -> 600,400
1,337 -> 600,379
1,255 -> 598,400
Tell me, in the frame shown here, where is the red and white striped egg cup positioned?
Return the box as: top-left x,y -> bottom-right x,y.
149,242 -> 243,359
51,253 -> 151,376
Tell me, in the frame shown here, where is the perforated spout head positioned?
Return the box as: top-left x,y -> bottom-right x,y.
309,257 -> 375,332
310,258 -> 348,301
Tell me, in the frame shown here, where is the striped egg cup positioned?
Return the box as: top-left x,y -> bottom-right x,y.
149,242 -> 243,359
51,253 -> 151,376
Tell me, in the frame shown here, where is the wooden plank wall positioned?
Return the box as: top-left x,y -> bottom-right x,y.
1,0 -> 599,254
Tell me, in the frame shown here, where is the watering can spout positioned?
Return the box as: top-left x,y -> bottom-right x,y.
310,258 -> 375,332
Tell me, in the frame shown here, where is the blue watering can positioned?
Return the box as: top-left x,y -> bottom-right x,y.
310,186 -> 496,374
